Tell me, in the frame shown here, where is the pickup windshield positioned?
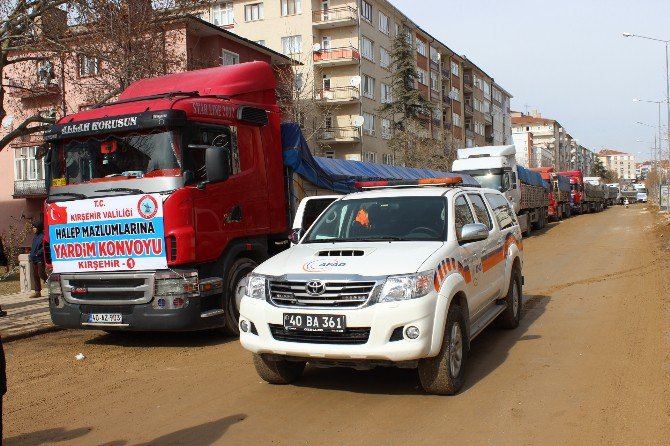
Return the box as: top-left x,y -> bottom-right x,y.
49,130 -> 181,186
303,196 -> 447,243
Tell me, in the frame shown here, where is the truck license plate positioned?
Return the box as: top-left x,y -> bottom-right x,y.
283,313 -> 346,333
88,313 -> 122,324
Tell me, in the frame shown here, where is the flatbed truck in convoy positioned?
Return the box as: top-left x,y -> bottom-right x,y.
44,61 -> 473,334
530,167 -> 571,220
451,145 -> 549,236
557,171 -> 605,214
240,178 -> 524,395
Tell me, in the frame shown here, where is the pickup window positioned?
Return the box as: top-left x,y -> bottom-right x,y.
303,196 -> 447,243
468,193 -> 493,230
485,193 -> 517,229
454,195 -> 475,237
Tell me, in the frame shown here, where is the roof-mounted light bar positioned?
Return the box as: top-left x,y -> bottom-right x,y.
354,177 -> 463,190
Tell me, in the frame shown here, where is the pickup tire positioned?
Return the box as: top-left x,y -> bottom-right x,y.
417,304 -> 467,395
496,267 -> 522,329
253,354 -> 306,384
222,258 -> 258,336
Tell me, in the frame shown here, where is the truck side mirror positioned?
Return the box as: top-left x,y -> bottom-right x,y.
205,146 -> 231,183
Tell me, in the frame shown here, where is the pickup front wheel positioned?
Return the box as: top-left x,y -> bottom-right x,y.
253,354 -> 306,384
418,304 -> 467,395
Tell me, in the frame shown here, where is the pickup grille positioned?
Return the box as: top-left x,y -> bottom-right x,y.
269,324 -> 370,345
268,280 -> 377,308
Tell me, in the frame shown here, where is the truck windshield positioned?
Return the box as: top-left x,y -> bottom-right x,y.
49,130 -> 181,186
468,170 -> 503,191
303,196 -> 447,243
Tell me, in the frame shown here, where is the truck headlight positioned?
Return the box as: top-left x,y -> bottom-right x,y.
154,271 -> 199,297
246,274 -> 267,300
378,271 -> 433,303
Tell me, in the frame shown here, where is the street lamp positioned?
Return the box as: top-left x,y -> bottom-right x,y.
632,98 -> 663,162
623,32 -> 670,176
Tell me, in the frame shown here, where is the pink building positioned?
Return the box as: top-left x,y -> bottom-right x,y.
0,16 -> 291,246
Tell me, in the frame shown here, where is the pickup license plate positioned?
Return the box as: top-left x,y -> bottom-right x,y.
283,313 -> 346,333
88,313 -> 122,324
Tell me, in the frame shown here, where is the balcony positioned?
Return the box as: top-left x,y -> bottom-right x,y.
317,127 -> 361,143
463,75 -> 473,91
484,112 -> 493,124
442,95 -> 452,106
314,86 -> 360,104
313,46 -> 361,67
465,128 -> 475,139
9,82 -> 61,100
13,179 -> 47,198
464,103 -> 474,116
444,122 -> 452,131
312,6 -> 358,29
430,58 -> 440,71
441,67 -> 451,78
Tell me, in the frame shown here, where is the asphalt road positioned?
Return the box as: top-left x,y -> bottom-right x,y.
3,204 -> 669,445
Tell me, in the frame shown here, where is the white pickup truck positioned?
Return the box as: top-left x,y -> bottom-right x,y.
239,179 -> 524,395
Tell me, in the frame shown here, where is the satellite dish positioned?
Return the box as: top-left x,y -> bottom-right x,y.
350,76 -> 361,87
352,115 -> 365,127
312,43 -> 322,52
1,115 -> 14,128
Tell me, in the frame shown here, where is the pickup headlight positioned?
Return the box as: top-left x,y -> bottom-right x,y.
246,274 -> 267,300
378,271 -> 433,303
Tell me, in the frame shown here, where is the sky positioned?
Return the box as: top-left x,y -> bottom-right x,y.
391,0 -> 670,161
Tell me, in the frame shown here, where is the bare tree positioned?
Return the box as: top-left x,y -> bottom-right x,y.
389,118 -> 452,171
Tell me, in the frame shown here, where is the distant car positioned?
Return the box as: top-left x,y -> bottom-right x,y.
637,192 -> 648,203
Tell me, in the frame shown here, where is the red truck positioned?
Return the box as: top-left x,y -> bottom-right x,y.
530,167 -> 571,220
556,170 -> 604,214
43,61 -> 468,334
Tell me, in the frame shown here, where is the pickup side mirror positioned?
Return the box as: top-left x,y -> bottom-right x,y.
289,228 -> 303,245
459,223 -> 489,243
205,146 -> 231,183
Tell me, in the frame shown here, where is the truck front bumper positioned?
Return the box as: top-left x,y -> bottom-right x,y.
239,293 -> 441,363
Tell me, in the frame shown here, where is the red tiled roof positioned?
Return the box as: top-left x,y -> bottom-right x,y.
597,149 -> 629,156
511,116 -> 554,124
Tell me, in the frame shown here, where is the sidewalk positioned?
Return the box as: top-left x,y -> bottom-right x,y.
0,290 -> 60,341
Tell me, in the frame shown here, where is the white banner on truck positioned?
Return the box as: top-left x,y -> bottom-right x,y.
46,194 -> 167,273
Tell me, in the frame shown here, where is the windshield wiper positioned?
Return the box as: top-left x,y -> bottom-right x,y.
95,187 -> 145,195
48,192 -> 88,202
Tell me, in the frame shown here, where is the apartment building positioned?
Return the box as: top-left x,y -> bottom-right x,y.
598,149 -> 637,180
0,15 -> 291,238
197,0 -> 513,162
511,131 -> 552,168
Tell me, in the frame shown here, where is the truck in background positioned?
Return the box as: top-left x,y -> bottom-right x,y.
557,171 -> 605,214
452,145 -> 549,236
530,167 -> 571,220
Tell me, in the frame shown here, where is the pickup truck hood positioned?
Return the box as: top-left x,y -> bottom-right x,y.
255,241 -> 444,278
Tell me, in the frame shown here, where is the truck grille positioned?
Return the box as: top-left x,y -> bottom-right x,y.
268,280 -> 377,308
61,273 -> 154,305
269,324 -> 370,345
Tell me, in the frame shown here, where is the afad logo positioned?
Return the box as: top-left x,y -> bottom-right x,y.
302,259 -> 347,273
47,203 -> 68,225
137,195 -> 159,219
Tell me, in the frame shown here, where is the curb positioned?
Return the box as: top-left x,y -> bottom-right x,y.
3,325 -> 64,343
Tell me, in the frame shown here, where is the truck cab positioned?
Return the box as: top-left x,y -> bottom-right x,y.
239,178 -> 524,395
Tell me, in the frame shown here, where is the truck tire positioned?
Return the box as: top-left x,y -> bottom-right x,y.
222,257 -> 258,336
418,304 -> 467,395
496,267 -> 522,329
253,354 -> 306,384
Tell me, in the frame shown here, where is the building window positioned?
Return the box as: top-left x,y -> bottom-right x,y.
281,0 -> 301,16
221,50 -> 239,66
416,40 -> 427,57
324,150 -> 335,159
429,46 -> 439,63
381,118 -> 392,140
382,153 -> 393,164
78,55 -> 99,77
211,2 -> 234,26
430,71 -> 439,91
361,36 -> 374,61
380,47 -> 391,69
363,113 -> 375,136
281,35 -> 302,54
416,68 -> 428,85
450,86 -> 460,102
451,61 -> 459,76
362,74 -> 375,99
14,146 -> 44,181
364,151 -> 377,162
379,11 -> 390,34
452,112 -> 461,126
244,3 -> 264,21
381,82 -> 392,103
360,0 -> 372,22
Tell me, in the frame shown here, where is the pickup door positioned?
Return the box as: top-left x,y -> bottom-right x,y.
467,192 -> 504,299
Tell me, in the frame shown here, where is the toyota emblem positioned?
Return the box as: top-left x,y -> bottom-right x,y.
306,280 -> 326,296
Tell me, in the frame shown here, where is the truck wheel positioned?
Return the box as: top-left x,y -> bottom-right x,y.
418,305 -> 467,395
253,354 -> 306,384
496,267 -> 522,329
222,258 -> 258,336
